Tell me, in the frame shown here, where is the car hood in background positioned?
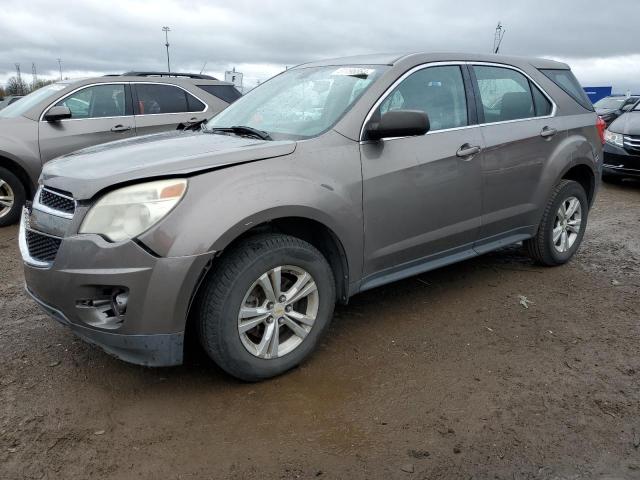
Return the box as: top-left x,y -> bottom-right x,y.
41,130 -> 297,199
608,112 -> 640,136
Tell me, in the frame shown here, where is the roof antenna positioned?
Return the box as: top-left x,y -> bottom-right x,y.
493,22 -> 506,54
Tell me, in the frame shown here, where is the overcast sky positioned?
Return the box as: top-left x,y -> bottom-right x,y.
1,0 -> 639,92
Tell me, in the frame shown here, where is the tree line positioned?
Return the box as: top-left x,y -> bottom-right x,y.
0,77 -> 58,98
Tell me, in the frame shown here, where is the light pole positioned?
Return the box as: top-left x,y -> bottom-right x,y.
57,58 -> 63,80
162,26 -> 171,72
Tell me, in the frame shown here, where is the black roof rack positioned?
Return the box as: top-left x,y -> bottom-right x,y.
116,71 -> 218,80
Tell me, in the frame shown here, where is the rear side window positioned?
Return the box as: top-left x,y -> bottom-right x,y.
532,86 -> 552,116
197,84 -> 242,104
539,69 -> 594,111
134,84 -> 206,114
473,66 -> 534,122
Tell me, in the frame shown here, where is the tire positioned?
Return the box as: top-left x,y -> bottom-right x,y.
197,233 -> 336,381
524,179 -> 588,266
0,167 -> 26,227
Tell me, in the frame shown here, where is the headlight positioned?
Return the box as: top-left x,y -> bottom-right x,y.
604,129 -> 624,147
79,179 -> 187,242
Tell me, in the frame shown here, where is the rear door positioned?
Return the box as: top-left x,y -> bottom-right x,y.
470,64 -> 565,250
39,83 -> 136,162
132,83 -> 209,136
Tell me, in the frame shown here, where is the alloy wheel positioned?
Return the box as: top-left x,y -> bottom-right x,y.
237,265 -> 319,359
552,195 -> 582,253
0,179 -> 15,219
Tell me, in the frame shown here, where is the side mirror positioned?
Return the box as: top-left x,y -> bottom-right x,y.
43,105 -> 72,122
364,109 -> 430,141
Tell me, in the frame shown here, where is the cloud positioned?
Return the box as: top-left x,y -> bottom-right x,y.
1,0 -> 638,91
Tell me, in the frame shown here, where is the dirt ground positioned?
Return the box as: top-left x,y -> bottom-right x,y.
1,181 -> 639,480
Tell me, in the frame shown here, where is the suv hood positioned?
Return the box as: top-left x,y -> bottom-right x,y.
41,130 -> 296,199
608,112 -> 640,136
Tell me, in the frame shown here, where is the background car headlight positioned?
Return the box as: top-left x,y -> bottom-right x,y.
604,130 -> 624,147
79,179 -> 187,242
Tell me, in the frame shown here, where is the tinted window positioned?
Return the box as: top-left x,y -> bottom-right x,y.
135,84 -> 203,114
379,65 -> 467,131
539,69 -> 594,111
197,84 -> 242,103
474,66 -> 535,123
55,84 -> 129,119
186,94 -> 205,112
532,84 -> 552,116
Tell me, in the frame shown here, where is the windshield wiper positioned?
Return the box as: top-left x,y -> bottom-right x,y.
204,125 -> 272,141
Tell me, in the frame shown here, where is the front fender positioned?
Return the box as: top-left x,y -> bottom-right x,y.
138,132 -> 364,281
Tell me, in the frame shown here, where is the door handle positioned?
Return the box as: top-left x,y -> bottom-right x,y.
111,125 -> 132,132
456,144 -> 481,158
540,126 -> 557,138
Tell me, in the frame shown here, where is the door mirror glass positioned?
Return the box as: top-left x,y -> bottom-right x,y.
43,105 -> 72,122
365,109 -> 430,141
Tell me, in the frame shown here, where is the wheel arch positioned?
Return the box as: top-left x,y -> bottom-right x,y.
560,162 -> 596,207
0,154 -> 36,198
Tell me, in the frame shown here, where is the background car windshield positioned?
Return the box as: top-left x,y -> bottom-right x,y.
0,83 -> 67,118
594,97 -> 626,109
206,65 -> 387,139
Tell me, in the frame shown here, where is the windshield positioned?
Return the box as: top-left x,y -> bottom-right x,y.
0,83 -> 67,118
205,65 -> 387,140
594,97 -> 626,110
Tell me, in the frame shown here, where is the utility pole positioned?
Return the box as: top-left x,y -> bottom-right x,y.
57,58 -> 63,80
162,26 -> 171,72
493,22 -> 505,54
31,62 -> 37,90
15,63 -> 23,95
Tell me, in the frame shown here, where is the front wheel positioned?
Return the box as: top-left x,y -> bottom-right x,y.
197,233 -> 336,381
524,179 -> 588,266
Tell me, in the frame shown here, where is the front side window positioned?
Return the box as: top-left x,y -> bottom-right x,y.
55,84 -> 128,119
378,65 -> 468,131
135,84 -> 205,114
206,65 -> 387,140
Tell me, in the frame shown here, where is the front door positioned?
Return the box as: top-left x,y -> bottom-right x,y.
39,83 -> 136,163
360,64 -> 484,288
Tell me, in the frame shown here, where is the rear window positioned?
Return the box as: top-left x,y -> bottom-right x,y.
197,84 -> 242,104
539,69 -> 594,111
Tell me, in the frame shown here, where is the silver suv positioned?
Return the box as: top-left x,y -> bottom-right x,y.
0,72 -> 241,226
20,53 -> 603,381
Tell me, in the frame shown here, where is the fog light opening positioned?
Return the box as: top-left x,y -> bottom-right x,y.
112,290 -> 129,317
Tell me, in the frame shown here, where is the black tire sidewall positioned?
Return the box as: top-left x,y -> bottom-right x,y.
0,167 -> 26,227
205,240 -> 335,380
544,182 -> 588,264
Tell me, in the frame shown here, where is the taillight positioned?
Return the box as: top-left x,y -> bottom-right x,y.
596,116 -> 606,145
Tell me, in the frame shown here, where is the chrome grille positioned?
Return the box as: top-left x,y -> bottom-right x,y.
624,135 -> 640,153
38,188 -> 75,216
25,229 -> 62,263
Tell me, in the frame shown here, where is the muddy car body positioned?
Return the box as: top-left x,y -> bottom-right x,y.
21,53 -> 602,380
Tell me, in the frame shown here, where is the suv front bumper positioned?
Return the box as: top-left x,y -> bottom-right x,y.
20,209 -> 214,367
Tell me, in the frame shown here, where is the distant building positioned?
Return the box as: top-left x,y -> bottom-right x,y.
225,68 -> 244,93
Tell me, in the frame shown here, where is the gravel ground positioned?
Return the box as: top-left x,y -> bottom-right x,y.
1,181 -> 639,480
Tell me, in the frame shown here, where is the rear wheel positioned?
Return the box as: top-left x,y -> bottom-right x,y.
0,167 -> 25,227
524,179 -> 588,266
197,233 -> 335,381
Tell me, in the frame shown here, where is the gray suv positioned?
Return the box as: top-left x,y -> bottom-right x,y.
20,53 -> 602,381
0,72 -> 241,226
